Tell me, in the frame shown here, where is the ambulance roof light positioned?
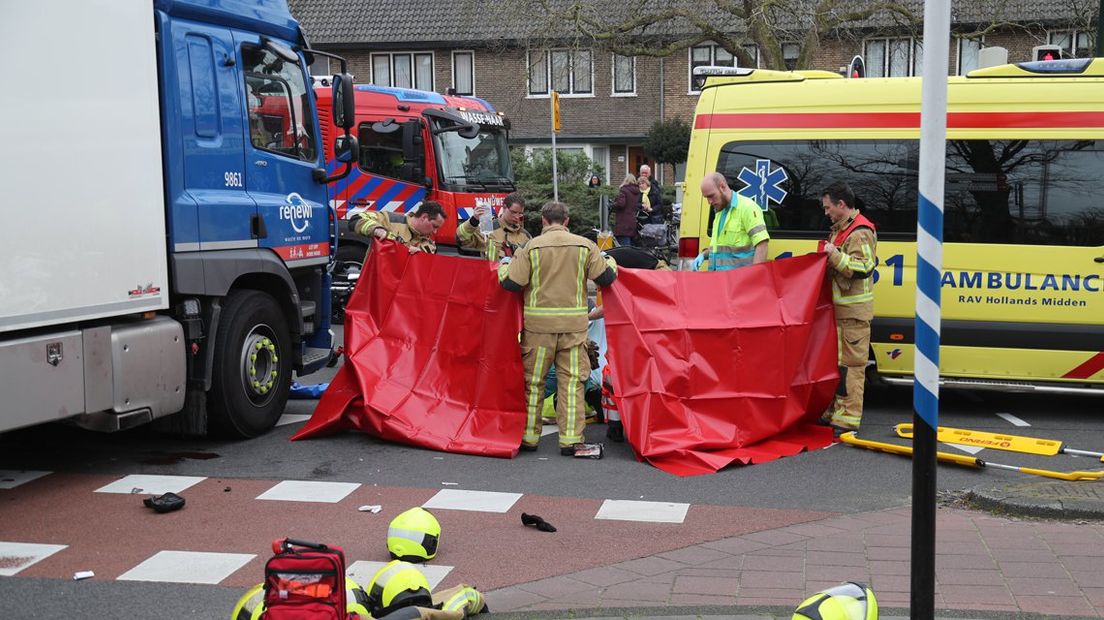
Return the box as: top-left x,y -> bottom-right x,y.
1016,58 -> 1093,74
692,65 -> 754,90
692,65 -> 755,77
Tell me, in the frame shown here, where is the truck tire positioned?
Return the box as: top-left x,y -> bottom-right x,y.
332,243 -> 367,325
209,289 -> 291,438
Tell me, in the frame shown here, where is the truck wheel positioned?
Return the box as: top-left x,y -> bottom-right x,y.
209,289 -> 291,438
332,244 -> 366,325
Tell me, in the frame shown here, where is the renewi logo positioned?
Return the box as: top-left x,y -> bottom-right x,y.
281,193 -> 313,234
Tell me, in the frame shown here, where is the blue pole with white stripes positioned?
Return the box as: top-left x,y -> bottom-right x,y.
912,2 -> 950,618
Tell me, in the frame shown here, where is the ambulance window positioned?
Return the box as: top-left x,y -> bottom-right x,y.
242,46 -> 316,162
945,139 -> 1104,246
1030,146 -> 1104,246
716,139 -> 1104,246
716,140 -> 919,238
357,123 -> 405,180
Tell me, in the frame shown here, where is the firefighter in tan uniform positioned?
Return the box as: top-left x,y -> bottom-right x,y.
352,201 -> 446,255
456,193 -> 531,261
820,181 -> 877,432
500,201 -> 618,454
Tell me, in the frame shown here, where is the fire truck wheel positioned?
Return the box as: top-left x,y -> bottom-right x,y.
209,289 -> 291,438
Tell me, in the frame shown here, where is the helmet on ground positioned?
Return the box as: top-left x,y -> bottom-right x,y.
346,577 -> 372,617
387,507 -> 441,562
230,583 -> 264,620
793,581 -> 878,620
365,560 -> 433,616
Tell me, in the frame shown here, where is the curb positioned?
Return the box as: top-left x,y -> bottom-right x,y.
967,479 -> 1104,521
484,604 -> 1103,619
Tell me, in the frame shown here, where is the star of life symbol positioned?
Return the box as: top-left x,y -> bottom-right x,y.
736,159 -> 788,211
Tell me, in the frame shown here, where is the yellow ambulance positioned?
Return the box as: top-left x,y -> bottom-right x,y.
680,59 -> 1104,394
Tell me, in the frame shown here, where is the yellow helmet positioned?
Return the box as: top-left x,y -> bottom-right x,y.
229,583 -> 264,620
366,560 -> 433,616
346,577 -> 372,617
387,507 -> 441,562
793,582 -> 878,620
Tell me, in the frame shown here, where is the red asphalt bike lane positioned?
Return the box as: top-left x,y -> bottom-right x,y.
0,472 -> 832,590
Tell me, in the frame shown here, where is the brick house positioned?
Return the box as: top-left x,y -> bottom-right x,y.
289,0 -> 1092,185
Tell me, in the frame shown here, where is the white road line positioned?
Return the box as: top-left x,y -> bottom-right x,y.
941,442 -> 984,455
996,412 -> 1031,427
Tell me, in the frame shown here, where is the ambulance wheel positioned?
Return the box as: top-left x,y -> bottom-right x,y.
332,244 -> 366,325
209,289 -> 291,438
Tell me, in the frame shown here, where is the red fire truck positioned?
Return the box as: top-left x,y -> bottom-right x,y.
315,81 -> 514,262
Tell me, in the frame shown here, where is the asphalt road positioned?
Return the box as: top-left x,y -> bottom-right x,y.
3,372 -> 1101,514
2,360 -> 1102,619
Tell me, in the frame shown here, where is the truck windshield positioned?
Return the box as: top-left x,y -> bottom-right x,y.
433,123 -> 513,190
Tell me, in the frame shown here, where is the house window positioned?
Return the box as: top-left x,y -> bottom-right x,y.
612,54 -> 635,95
529,49 -> 593,95
957,37 -> 983,75
864,38 -> 922,77
452,51 -> 474,95
308,55 -> 330,79
370,52 -> 434,90
1049,30 -> 1093,57
782,43 -> 800,70
689,43 -> 758,92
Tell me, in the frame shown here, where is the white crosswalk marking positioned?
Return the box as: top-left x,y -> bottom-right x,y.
94,474 -> 206,495
595,499 -> 689,524
0,541 -> 67,576
117,550 -> 254,584
997,412 -> 1031,427
423,489 -> 521,513
256,480 -> 361,503
0,470 -> 52,489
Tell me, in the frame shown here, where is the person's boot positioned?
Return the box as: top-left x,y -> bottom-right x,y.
606,420 -> 624,442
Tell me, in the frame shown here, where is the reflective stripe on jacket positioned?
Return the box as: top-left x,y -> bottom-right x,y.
709,193 -> 769,271
353,211 -> 437,254
502,224 -> 614,333
456,215 -> 531,261
828,212 -> 877,320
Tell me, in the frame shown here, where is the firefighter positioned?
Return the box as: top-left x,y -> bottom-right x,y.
500,201 -> 618,454
353,201 -> 447,255
456,193 -> 531,261
692,171 -> 770,271
820,181 -> 877,433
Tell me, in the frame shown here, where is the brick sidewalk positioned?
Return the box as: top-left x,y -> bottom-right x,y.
486,506 -> 1104,618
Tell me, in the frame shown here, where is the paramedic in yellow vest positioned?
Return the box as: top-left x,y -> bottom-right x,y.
456,193 -> 531,261
693,172 -> 769,271
353,200 -> 446,255
500,201 -> 618,455
821,181 -> 878,432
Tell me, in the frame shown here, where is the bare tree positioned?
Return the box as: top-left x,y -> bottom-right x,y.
501,0 -> 920,70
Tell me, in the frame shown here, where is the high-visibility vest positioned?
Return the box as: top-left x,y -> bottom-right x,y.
709,193 -> 769,271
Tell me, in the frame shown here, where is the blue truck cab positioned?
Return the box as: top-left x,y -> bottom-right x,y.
0,0 -> 357,437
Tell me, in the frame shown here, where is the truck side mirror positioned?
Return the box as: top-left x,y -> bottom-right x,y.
332,73 -> 355,130
334,134 -> 358,163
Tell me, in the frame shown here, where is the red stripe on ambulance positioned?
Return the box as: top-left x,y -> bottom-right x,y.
1062,352 -> 1104,380
694,111 -> 1104,130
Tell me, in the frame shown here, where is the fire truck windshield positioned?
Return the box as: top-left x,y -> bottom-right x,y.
433,123 -> 514,191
